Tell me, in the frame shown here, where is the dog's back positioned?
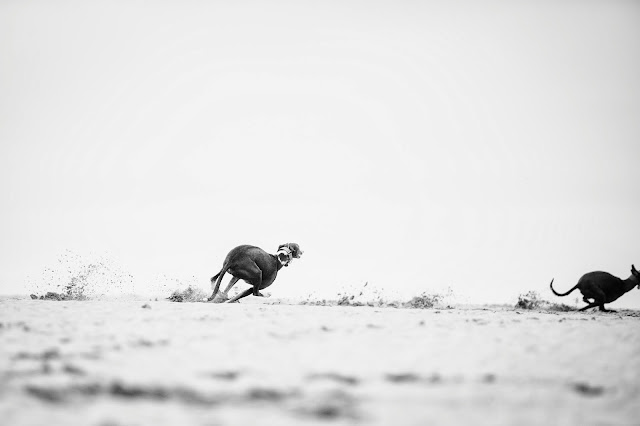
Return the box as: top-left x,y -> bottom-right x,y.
225,245 -> 275,271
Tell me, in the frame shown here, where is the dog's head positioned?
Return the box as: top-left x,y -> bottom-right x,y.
632,264 -> 640,288
276,243 -> 303,267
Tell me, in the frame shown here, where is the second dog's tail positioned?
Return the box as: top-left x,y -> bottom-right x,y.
549,279 -> 579,297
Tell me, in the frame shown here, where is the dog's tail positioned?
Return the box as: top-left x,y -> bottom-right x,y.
549,279 -> 579,297
209,266 -> 230,301
210,271 -> 221,288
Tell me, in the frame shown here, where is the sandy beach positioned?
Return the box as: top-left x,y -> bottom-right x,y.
1,298 -> 639,426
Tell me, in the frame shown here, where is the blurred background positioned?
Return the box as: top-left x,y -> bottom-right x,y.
1,0 -> 639,306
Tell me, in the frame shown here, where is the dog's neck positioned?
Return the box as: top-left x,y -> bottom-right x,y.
625,274 -> 640,291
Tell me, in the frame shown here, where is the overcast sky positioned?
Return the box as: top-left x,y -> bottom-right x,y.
1,1 -> 639,306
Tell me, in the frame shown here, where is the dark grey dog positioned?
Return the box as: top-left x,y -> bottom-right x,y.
208,243 -> 303,303
550,264 -> 640,312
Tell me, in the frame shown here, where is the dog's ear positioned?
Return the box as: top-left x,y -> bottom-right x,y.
632,264 -> 638,275
290,243 -> 302,258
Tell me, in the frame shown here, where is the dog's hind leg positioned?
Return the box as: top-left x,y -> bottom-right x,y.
590,288 -> 613,312
221,276 -> 240,299
579,302 -> 599,312
590,291 -> 616,312
579,286 -> 608,312
226,288 -> 253,303
208,267 -> 229,302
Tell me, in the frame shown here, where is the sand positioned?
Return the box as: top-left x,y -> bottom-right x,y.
1,298 -> 639,426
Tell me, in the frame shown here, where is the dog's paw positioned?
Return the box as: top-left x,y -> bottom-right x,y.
210,293 -> 229,303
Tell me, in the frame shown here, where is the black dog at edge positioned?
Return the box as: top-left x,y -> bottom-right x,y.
208,243 -> 303,303
550,264 -> 640,312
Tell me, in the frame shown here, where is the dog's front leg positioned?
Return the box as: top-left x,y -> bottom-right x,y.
253,271 -> 262,296
226,288 -> 253,303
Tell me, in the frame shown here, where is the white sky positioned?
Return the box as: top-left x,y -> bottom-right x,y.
1,1 -> 639,306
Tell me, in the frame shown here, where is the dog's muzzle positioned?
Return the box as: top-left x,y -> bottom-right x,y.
277,247 -> 293,267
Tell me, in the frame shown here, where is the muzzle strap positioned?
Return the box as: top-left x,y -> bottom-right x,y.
276,246 -> 293,267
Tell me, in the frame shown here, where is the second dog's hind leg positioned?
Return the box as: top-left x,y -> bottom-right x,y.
579,301 -> 600,312
591,288 -> 613,312
579,287 -> 608,312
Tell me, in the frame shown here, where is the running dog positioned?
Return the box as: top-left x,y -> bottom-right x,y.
550,264 -> 640,312
208,243 -> 303,303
